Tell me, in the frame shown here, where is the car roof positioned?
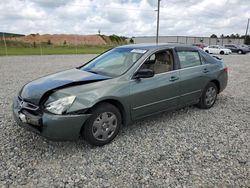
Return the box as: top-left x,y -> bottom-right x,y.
116,43 -> 198,50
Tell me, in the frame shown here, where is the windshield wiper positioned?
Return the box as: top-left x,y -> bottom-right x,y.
87,70 -> 99,74
86,69 -> 112,77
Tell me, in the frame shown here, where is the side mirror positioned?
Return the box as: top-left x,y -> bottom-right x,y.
134,69 -> 154,79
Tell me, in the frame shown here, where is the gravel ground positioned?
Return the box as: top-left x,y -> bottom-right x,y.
0,54 -> 249,187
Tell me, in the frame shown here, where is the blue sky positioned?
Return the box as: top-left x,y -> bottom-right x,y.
0,0 -> 249,37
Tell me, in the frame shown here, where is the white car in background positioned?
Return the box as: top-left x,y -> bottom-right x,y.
204,45 -> 232,55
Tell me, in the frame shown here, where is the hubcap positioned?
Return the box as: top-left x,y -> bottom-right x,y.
92,112 -> 118,141
205,87 -> 217,106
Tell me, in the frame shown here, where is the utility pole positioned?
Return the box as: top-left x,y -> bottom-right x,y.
156,0 -> 160,44
244,18 -> 250,44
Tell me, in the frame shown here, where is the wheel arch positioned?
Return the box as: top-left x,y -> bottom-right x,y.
210,79 -> 220,93
88,98 -> 128,126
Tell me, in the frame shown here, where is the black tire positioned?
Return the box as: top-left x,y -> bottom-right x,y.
220,51 -> 224,55
197,82 -> 218,109
205,50 -> 209,53
82,102 -> 122,146
238,50 -> 243,54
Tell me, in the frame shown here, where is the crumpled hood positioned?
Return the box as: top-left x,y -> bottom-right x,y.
20,68 -> 111,105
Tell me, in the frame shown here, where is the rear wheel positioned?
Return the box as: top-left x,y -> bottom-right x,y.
205,50 -> 209,53
238,50 -> 243,54
82,103 -> 122,146
220,51 -> 224,55
197,82 -> 218,109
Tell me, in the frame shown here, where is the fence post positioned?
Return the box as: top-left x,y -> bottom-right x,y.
75,35 -> 78,54
39,43 -> 42,56
2,33 -> 8,56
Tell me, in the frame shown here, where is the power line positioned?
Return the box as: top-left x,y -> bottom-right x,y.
30,0 -> 231,18
24,0 -> 240,22
9,0 -> 249,36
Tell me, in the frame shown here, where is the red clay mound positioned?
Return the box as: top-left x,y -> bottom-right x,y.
14,34 -> 107,45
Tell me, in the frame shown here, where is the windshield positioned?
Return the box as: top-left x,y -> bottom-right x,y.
81,48 -> 147,77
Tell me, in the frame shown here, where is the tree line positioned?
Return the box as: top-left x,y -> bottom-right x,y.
210,34 -> 250,44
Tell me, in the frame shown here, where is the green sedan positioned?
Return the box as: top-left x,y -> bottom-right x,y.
13,44 -> 228,146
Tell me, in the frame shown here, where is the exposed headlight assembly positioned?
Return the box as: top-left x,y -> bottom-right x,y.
45,96 -> 76,115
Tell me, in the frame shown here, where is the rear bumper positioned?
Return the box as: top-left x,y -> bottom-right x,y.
12,97 -> 91,141
242,50 -> 249,54
218,70 -> 228,93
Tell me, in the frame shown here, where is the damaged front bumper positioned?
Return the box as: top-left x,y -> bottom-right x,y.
12,96 -> 91,141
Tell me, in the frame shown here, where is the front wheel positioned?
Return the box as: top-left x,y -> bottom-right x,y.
82,103 -> 122,146
197,82 -> 218,109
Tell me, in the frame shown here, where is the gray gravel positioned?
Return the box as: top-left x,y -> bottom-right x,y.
0,54 -> 249,187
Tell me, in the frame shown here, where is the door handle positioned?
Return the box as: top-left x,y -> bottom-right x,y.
169,76 -> 179,82
203,68 -> 209,73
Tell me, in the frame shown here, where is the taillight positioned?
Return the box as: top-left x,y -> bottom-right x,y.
224,67 -> 228,72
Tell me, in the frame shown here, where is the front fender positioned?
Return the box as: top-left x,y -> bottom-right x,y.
48,79 -> 132,125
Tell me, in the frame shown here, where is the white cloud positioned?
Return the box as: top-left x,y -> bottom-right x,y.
0,0 -> 249,37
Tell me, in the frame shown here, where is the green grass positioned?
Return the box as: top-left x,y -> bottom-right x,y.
0,45 -> 113,56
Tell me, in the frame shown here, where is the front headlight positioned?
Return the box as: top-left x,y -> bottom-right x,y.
45,96 -> 76,115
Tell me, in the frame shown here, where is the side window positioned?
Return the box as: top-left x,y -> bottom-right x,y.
177,51 -> 201,68
199,50 -> 217,64
210,46 -> 218,49
140,50 -> 174,74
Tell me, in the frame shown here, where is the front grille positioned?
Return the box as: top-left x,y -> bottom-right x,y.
17,96 -> 43,129
18,96 -> 39,111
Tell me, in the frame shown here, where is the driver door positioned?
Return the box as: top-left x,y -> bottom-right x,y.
129,49 -> 181,119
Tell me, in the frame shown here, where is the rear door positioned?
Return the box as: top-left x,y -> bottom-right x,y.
225,45 -> 236,52
176,47 -> 210,105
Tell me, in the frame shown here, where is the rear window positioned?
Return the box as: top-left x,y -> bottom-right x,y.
225,45 -> 234,48
177,51 -> 201,68
199,50 -> 219,64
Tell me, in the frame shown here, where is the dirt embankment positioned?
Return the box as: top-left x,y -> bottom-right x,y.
11,34 -> 107,45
